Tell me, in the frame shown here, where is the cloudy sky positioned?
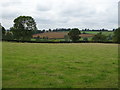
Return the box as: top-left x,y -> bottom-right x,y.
0,0 -> 119,30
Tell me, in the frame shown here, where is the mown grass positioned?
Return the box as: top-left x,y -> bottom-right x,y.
2,42 -> 118,88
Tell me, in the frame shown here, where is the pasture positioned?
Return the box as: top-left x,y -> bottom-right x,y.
2,42 -> 118,88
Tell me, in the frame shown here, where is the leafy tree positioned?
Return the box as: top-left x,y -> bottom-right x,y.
113,29 -> 115,31
2,26 -> 6,35
113,27 -> 120,43
0,25 -> 6,40
68,28 -> 81,42
0,25 -> 1,40
35,36 -> 41,41
107,34 -> 113,41
43,36 -> 48,40
64,35 -> 70,41
83,37 -> 88,41
5,32 -> 13,40
41,30 -> 45,33
49,29 -> 52,32
2,27 -> 6,40
11,16 -> 37,41
92,32 -> 107,42
82,31 -> 86,34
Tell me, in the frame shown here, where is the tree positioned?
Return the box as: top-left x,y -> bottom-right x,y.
42,30 -> 45,33
64,35 -> 70,41
11,16 -> 37,41
2,26 -> 6,35
92,32 -> 107,42
113,27 -> 120,43
0,25 -> 6,40
49,29 -> 52,32
68,28 -> 81,42
5,32 -> 13,40
82,31 -> 86,34
43,36 -> 48,40
107,34 -> 113,41
35,36 -> 41,41
83,37 -> 88,41
0,25 -> 2,40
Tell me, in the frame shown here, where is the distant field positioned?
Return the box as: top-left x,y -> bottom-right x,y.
32,31 -> 114,41
2,42 -> 118,88
33,32 -> 68,39
81,31 -> 113,35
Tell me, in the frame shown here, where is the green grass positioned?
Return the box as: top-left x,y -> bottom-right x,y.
80,31 -> 114,41
31,38 -> 65,42
81,31 -> 113,35
102,31 -> 113,35
2,42 -> 118,88
81,31 -> 98,34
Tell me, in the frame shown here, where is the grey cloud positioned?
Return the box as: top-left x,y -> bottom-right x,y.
1,0 -> 22,7
2,10 -> 21,20
0,0 -> 119,29
36,17 -> 69,24
36,1 -> 52,12
36,18 -> 54,24
61,8 -> 96,18
37,5 -> 51,11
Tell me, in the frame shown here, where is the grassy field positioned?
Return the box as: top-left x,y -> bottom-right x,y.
81,31 -> 113,35
2,42 -> 118,88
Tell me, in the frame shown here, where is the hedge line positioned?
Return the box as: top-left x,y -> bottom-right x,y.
2,39 -> 119,44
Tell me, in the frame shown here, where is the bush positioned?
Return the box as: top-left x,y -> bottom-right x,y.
68,28 -> 81,42
83,37 -> 88,41
113,28 -> 120,43
5,32 -> 13,40
92,32 -> 107,42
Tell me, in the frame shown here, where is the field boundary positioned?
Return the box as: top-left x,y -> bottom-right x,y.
2,39 -> 119,44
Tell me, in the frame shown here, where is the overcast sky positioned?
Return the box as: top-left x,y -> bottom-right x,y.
0,0 -> 119,30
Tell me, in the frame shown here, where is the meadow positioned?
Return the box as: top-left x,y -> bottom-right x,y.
81,31 -> 113,35
2,42 -> 118,88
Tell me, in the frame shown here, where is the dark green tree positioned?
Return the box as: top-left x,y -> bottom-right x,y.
83,37 -> 88,41
0,25 -> 2,40
0,25 -> 6,40
2,26 -> 6,35
82,31 -> 86,34
113,27 -> 120,43
11,16 -> 37,41
5,32 -> 13,40
68,28 -> 81,42
92,32 -> 107,42
49,29 -> 52,32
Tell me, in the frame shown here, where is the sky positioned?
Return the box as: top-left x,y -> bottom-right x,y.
0,0 -> 119,30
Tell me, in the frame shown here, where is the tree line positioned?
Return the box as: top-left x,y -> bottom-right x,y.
1,16 -> 120,43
